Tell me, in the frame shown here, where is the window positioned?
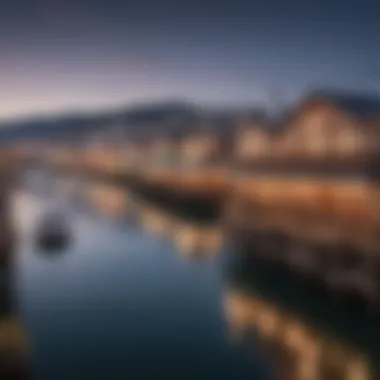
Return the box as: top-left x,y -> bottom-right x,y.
337,128 -> 358,156
305,112 -> 327,156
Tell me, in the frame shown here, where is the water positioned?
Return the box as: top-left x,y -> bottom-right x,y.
4,168 -> 380,380
10,169 -> 272,380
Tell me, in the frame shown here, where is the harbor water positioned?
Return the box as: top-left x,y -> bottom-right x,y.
4,168 -> 380,380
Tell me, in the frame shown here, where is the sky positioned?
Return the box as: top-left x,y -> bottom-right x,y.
0,0 -> 379,121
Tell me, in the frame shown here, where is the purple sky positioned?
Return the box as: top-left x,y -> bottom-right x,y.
0,0 -> 379,121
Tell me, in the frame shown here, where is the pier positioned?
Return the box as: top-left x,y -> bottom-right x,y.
0,148 -> 17,270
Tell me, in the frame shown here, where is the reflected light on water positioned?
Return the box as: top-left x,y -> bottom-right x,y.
173,223 -> 224,258
135,200 -> 224,259
87,182 -> 128,219
139,206 -> 176,237
11,169 -> 380,380
224,289 -> 374,380
174,223 -> 204,257
74,178 -> 225,261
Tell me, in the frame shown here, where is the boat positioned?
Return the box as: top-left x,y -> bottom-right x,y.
35,212 -> 71,252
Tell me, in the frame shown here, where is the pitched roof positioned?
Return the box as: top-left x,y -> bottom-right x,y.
307,89 -> 380,118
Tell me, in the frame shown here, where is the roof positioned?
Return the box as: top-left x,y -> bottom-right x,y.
306,89 -> 380,118
263,89 -> 380,134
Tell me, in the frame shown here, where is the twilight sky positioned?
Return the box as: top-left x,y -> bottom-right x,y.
0,0 -> 379,121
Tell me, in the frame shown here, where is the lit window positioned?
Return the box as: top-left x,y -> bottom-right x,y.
337,129 -> 357,155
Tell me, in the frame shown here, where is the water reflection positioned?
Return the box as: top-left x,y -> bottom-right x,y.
223,258 -> 379,380
0,273 -> 29,379
138,204 -> 224,258
19,170 -> 380,380
16,171 -> 271,380
225,290 -> 373,380
87,182 -> 128,220
82,177 -> 377,378
138,204 -> 176,237
82,178 -> 225,259
172,222 -> 223,258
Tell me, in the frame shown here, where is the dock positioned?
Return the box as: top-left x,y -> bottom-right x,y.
0,148 -> 17,270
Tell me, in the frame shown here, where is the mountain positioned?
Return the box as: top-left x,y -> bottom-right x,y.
0,101 -> 266,143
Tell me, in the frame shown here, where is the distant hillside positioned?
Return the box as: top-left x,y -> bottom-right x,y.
0,101 -> 265,143
0,113 -> 118,142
